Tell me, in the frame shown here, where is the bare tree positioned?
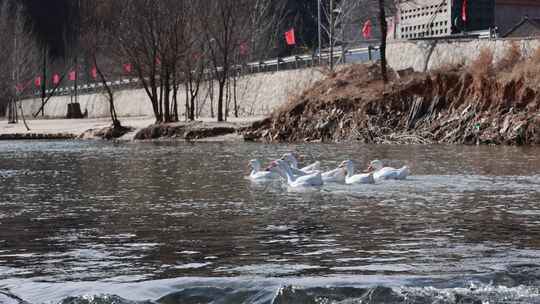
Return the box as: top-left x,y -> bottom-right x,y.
80,0 -> 123,129
379,0 -> 389,82
0,1 -> 39,128
198,0 -> 275,122
377,0 -> 407,82
0,0 -> 13,117
116,0 -> 192,123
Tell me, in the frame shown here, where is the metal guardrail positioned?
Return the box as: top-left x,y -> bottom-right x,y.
34,46 -> 380,98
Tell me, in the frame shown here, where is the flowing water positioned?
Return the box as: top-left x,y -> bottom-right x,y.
1,140 -> 540,304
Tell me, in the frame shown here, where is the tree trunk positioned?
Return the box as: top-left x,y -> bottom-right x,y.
18,100 -> 30,131
378,0 -> 388,83
163,71 -> 171,122
225,77 -> 231,121
233,72 -> 238,118
217,79 -> 225,122
329,0 -> 334,71
149,77 -> 161,123
184,82 -> 190,121
95,56 -> 121,129
189,88 -> 195,121
209,79 -> 214,118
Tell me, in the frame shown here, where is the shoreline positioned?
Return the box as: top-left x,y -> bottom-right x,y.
0,116 -> 263,142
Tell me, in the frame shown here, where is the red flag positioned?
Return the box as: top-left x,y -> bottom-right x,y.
69,70 -> 77,81
362,20 -> 372,39
34,76 -> 42,87
285,29 -> 296,46
239,42 -> 249,55
123,63 -> 132,73
91,66 -> 98,79
387,17 -> 395,36
52,73 -> 60,85
461,0 -> 467,22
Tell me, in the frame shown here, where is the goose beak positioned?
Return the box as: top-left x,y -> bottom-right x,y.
266,161 -> 277,171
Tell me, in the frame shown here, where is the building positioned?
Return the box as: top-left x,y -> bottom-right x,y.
503,17 -> 540,37
395,0 -> 540,40
397,0 -> 452,40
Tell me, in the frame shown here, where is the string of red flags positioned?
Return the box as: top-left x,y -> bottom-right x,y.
52,74 -> 60,85
362,20 -> 372,39
91,66 -> 98,79
69,70 -> 77,81
123,63 -> 132,74
387,17 -> 395,36
15,78 -> 33,93
34,76 -> 42,87
239,42 -> 249,56
285,28 -> 296,46
461,0 -> 467,22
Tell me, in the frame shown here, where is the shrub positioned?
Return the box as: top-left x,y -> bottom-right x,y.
469,48 -> 494,79
497,42 -> 521,71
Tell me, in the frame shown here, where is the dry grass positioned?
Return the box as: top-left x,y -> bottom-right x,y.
274,91 -> 305,117
496,42 -> 522,72
273,63 -> 386,117
469,48 -> 494,79
434,58 -> 466,74
509,46 -> 540,85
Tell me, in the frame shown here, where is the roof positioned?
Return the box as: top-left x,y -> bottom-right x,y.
496,0 -> 540,6
503,17 -> 540,37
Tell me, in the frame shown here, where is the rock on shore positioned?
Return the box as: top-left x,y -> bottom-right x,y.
245,60 -> 540,145
133,121 -> 247,141
79,125 -> 134,140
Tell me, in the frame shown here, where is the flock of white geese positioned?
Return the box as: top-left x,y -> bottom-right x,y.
248,153 -> 410,188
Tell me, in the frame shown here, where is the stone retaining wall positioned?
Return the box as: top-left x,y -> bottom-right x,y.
22,38 -> 540,120
387,37 -> 540,72
20,68 -> 324,119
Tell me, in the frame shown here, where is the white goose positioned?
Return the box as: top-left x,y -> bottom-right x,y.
321,166 -> 347,183
269,160 -> 324,188
367,160 -> 410,181
339,160 -> 375,185
248,159 -> 277,181
281,153 -> 321,175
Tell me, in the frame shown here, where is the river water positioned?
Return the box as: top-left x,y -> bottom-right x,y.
0,140 -> 539,303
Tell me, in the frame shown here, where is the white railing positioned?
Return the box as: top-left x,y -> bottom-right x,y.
37,46 -> 380,97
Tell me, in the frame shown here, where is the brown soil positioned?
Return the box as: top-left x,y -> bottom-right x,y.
245,59 -> 540,145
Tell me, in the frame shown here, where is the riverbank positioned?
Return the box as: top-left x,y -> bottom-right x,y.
245,48 -> 540,145
0,116 -> 261,142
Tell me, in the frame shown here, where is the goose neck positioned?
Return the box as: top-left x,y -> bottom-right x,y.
346,163 -> 355,178
281,163 -> 296,183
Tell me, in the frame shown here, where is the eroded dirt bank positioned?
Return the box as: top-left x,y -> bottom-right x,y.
246,49 -> 540,145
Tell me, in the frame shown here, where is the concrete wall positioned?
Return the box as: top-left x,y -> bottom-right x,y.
24,38 -> 540,119
21,68 -> 324,119
387,37 -> 540,72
